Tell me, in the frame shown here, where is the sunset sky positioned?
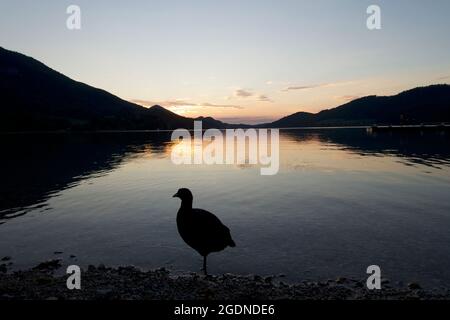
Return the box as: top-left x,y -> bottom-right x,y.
1,0 -> 450,124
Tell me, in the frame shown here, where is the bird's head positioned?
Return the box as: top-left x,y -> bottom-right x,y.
173,188 -> 193,202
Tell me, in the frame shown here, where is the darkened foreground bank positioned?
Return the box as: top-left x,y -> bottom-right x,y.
1,262 -> 450,300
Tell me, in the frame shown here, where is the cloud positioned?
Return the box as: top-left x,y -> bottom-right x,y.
232,89 -> 273,103
281,81 -> 355,92
131,99 -> 242,109
234,89 -> 254,98
219,116 -> 277,125
132,99 -> 189,107
201,102 -> 244,109
281,85 -> 318,92
257,94 -> 273,102
334,95 -> 361,102
436,75 -> 450,81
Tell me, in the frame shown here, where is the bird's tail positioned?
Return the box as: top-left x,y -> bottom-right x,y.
228,237 -> 236,247
225,228 -> 236,247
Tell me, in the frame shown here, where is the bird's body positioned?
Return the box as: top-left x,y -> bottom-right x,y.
177,208 -> 235,256
173,188 -> 235,274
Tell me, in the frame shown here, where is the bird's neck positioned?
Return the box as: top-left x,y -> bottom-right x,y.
180,199 -> 193,211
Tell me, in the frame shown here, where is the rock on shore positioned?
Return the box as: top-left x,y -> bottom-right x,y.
0,261 -> 449,300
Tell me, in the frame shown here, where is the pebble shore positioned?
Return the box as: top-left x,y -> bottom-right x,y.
1,259 -> 449,300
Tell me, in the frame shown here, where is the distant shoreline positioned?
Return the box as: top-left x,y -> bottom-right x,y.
0,126 -> 368,134
2,124 -> 450,135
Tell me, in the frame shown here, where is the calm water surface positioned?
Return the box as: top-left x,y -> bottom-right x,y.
1,128 -> 450,288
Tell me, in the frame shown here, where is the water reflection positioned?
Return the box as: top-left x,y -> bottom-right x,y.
1,128 -> 449,224
282,129 -> 450,169
0,132 -> 173,223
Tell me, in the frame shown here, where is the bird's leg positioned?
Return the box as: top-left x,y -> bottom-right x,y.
202,255 -> 208,275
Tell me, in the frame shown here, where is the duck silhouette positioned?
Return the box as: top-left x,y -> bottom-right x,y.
173,188 -> 236,275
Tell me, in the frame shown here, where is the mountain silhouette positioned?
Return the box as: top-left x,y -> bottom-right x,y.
2,46 -> 450,130
264,85 -> 450,128
0,47 -> 229,131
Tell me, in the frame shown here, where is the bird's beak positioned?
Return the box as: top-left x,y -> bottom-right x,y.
173,192 -> 179,198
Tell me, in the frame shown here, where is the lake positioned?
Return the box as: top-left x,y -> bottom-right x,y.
1,128 -> 450,288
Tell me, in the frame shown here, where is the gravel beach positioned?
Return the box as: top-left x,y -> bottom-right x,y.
1,260 -> 450,300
